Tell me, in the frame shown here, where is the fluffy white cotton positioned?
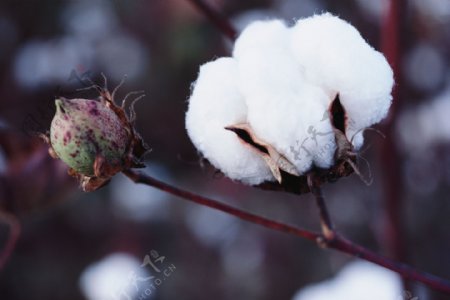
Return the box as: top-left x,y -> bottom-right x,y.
186,13 -> 393,184
292,261 -> 403,300
186,57 -> 273,184
234,20 -> 335,173
291,13 -> 394,148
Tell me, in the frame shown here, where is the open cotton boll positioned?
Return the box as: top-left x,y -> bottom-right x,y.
186,57 -> 274,185
187,14 -> 393,185
290,13 -> 394,149
234,20 -> 336,173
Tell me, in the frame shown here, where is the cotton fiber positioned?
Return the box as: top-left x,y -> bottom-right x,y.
290,13 -> 394,148
185,57 -> 274,185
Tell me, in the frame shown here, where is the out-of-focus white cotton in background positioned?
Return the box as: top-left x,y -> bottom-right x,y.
292,261 -> 403,300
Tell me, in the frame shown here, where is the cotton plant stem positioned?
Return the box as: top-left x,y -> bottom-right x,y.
123,169 -> 319,242
123,169 -> 450,294
0,211 -> 20,269
185,0 -> 237,41
329,234 -> 450,294
307,174 -> 335,240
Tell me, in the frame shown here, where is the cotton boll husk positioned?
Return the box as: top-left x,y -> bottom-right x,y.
186,57 -> 274,185
290,13 -> 394,149
234,20 -> 336,173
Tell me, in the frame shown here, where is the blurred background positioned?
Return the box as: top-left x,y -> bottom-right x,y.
0,0 -> 449,299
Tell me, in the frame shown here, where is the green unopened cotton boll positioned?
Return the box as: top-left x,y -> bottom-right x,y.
50,98 -> 129,176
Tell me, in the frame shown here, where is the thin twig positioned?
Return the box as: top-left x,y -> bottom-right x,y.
307,174 -> 335,240
185,0 -> 237,41
122,169 -> 450,294
0,211 -> 20,269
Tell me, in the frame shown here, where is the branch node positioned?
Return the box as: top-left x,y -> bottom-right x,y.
322,224 -> 336,241
316,236 -> 329,249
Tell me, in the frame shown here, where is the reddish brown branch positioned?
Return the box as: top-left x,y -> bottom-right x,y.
0,211 -> 20,269
122,169 -> 319,241
330,234 -> 450,293
307,174 -> 335,240
123,169 -> 450,294
185,0 -> 237,41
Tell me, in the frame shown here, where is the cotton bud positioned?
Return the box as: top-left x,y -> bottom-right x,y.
50,98 -> 128,176
45,83 -> 149,192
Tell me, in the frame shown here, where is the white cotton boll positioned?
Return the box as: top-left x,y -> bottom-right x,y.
186,57 -> 274,184
290,13 -> 394,149
187,15 -> 394,184
233,20 -> 289,63
234,20 -> 336,173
